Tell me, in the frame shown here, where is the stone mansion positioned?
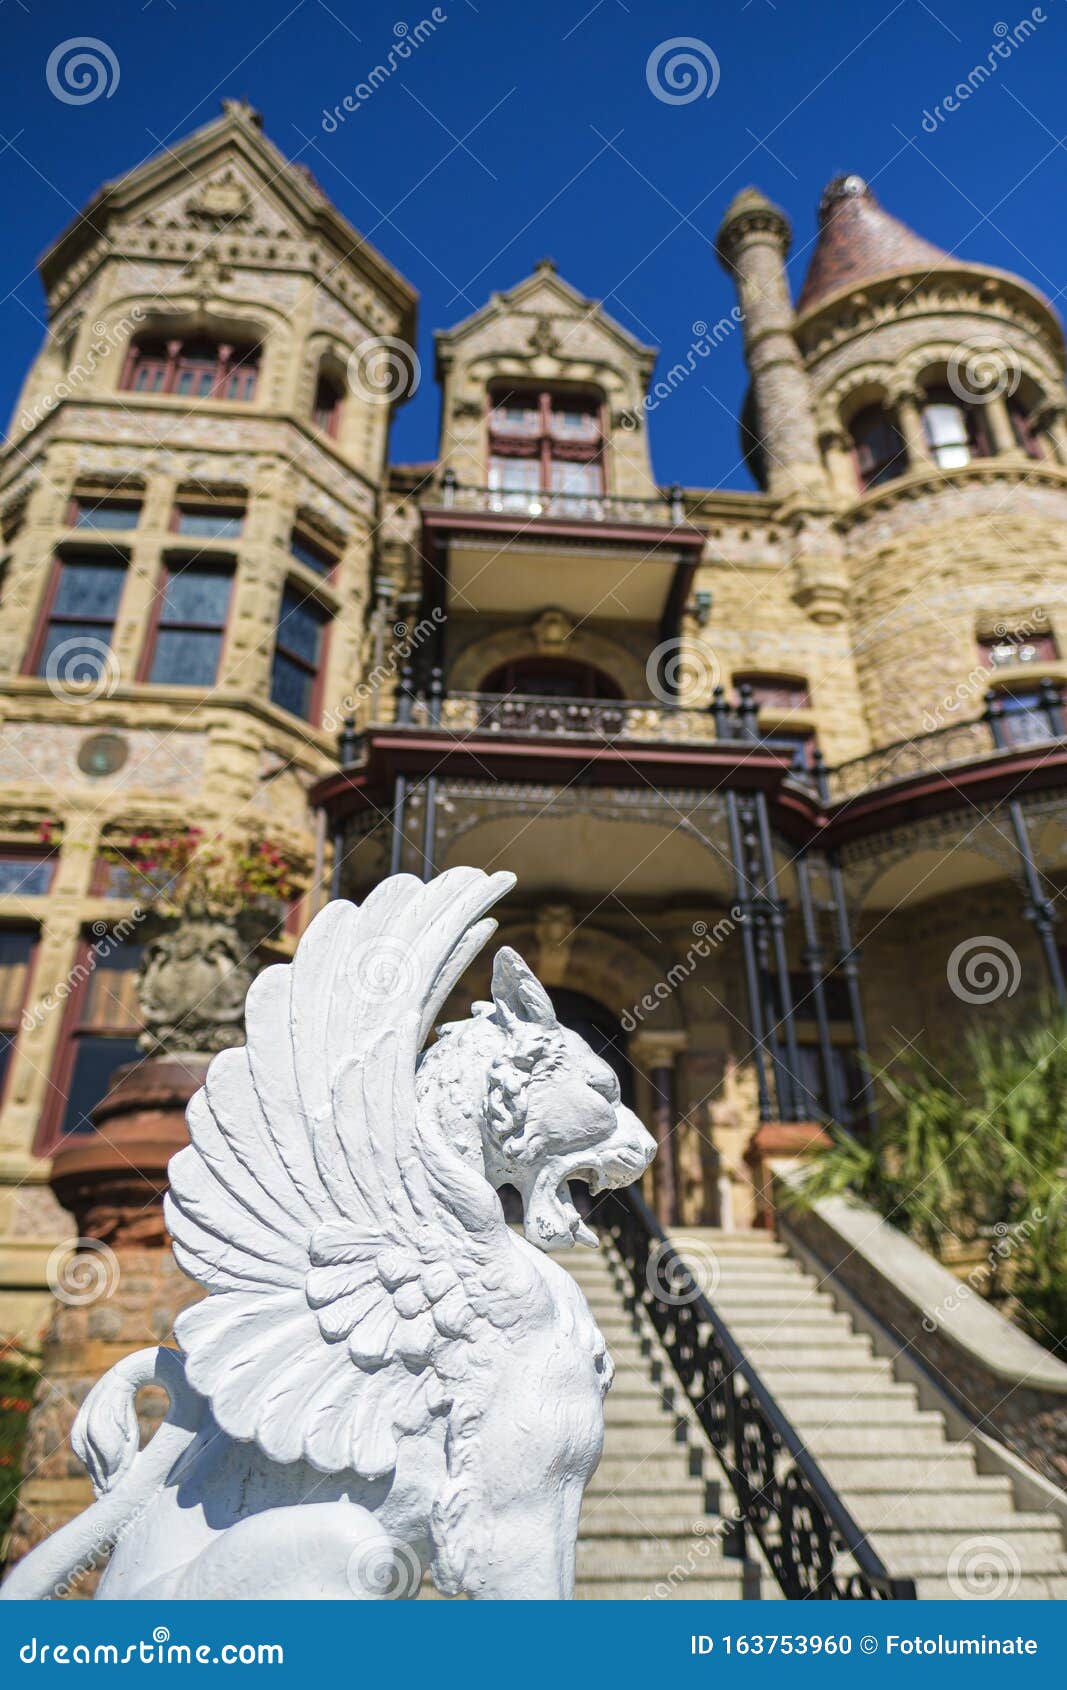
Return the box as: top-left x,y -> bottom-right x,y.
4,97 -> 1067,1359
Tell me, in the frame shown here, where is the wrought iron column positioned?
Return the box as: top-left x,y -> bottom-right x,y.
714,689 -> 774,1121
330,716 -> 358,901
813,752 -> 875,1127
795,853 -> 844,1124
985,691 -> 1067,1006
389,658 -> 416,878
420,667 -> 443,883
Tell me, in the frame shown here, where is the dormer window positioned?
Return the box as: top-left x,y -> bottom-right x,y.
121,337 -> 260,402
848,404 -> 907,490
921,388 -> 989,468
487,386 -> 604,512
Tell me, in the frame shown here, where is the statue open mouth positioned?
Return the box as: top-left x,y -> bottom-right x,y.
526,1139 -> 654,1250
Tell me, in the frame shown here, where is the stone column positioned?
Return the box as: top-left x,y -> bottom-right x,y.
819,425 -> 858,500
630,1031 -> 687,1227
893,388 -> 933,469
1036,400 -> 1067,463
984,393 -> 1017,457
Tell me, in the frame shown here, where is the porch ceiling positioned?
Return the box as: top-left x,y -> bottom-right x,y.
443,532 -> 686,622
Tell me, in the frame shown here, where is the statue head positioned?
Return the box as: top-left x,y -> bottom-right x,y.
421,946 -> 656,1250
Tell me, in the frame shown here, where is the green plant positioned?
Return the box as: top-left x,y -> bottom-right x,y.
785,1012 -> 1067,1347
0,1347 -> 38,1560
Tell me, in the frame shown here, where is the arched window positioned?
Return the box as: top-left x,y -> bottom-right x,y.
848,404 -> 907,490
121,336 -> 260,401
920,386 -> 989,467
312,369 -> 345,438
480,656 -> 623,700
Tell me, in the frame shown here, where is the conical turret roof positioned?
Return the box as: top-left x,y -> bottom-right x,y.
796,174 -> 951,313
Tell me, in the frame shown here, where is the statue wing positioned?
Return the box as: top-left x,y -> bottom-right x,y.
166,868 -> 540,1478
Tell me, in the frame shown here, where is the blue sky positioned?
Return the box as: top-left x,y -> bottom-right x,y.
2,0 -> 1065,490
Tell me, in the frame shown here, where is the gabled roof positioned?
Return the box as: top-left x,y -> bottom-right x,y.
435,258 -> 657,375
796,174 -> 951,314
39,99 -> 417,337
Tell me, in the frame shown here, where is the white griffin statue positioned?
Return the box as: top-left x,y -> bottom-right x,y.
3,869 -> 655,1601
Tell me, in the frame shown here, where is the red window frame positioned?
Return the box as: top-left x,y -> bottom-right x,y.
734,673 -> 812,711
269,583 -> 331,724
35,932 -> 143,1156
137,559 -> 234,686
22,552 -> 127,678
848,404 -> 907,491
487,385 -> 605,495
120,337 -> 260,402
312,373 -> 344,438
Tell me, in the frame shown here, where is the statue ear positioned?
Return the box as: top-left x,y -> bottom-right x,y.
491,947 -> 558,1029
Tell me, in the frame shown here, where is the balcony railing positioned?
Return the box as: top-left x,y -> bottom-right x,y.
826,696 -> 1065,803
435,472 -> 686,527
424,691 -> 718,744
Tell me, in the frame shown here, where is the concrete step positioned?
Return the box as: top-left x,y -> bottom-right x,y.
709,1287 -> 840,1313
916,1574 -> 1067,1599
587,1452 -> 704,1491
784,1391 -> 925,1424
580,1496 -> 717,1531
863,1529 -> 1067,1572
754,1366 -> 905,1394
718,1307 -> 854,1332
844,1491 -> 1027,1529
818,1451 -> 984,1489
575,1572 -> 760,1599
597,1424 -> 696,1457
801,1418 -> 951,1456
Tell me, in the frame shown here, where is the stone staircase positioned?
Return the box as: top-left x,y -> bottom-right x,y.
420,1227 -> 1067,1599
672,1228 -> 1067,1600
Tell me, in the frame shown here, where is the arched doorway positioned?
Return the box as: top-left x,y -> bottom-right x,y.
549,986 -> 634,1108
479,656 -> 623,699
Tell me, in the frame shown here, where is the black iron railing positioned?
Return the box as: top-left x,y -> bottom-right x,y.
598,1187 -> 917,1601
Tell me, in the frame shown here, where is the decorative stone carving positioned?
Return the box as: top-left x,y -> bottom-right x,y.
187,171 -> 254,228
2,869 -> 655,1601
136,903 -> 276,1058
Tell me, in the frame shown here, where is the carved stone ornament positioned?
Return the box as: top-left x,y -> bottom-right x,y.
187,171 -> 253,227
136,901 -> 277,1059
2,869 -> 655,1601
528,316 -> 560,357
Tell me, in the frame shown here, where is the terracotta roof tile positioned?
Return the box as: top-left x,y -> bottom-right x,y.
796,174 -> 950,313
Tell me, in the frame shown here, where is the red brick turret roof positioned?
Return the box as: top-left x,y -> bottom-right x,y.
796,174 -> 950,313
